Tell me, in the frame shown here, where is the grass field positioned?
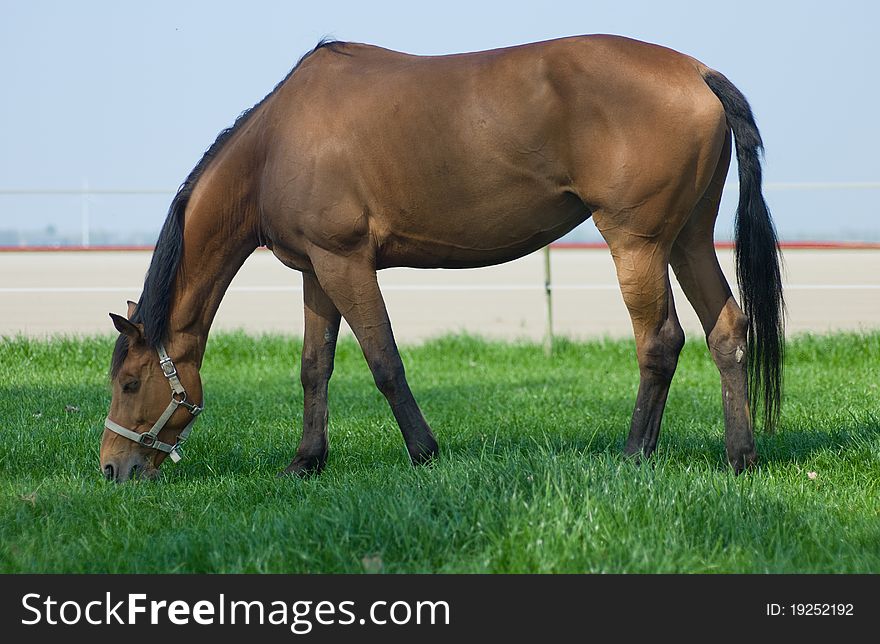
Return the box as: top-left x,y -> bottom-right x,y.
0,331 -> 878,573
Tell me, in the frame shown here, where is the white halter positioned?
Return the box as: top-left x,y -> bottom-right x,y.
104,344 -> 202,463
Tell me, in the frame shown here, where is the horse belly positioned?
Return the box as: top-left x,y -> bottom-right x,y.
376,189 -> 589,269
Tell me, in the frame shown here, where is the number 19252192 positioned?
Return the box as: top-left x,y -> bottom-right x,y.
766,603 -> 854,616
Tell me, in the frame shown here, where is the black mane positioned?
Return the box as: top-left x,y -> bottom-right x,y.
111,39 -> 344,377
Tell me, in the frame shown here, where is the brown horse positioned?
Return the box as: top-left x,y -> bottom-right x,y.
100,35 -> 783,482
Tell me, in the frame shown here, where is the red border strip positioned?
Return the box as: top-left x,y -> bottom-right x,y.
0,245 -> 155,252
549,241 -> 880,250
1,241 -> 879,252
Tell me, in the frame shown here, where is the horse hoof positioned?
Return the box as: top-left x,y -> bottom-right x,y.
280,453 -> 327,478
730,450 -> 757,475
622,442 -> 655,465
409,441 -> 439,466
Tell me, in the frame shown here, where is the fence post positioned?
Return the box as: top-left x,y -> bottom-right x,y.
543,244 -> 553,355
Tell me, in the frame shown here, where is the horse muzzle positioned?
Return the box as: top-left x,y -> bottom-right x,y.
102,453 -> 159,482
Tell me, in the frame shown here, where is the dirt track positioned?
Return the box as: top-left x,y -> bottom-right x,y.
1,248 -> 878,341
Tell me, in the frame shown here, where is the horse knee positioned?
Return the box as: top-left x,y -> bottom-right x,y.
638,320 -> 685,381
301,351 -> 333,393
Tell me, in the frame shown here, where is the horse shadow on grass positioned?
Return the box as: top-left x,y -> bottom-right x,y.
178,376 -> 880,478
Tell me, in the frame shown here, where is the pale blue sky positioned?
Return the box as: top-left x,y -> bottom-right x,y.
1,0 -> 878,243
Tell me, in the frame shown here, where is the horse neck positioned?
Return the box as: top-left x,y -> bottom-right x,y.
166,164 -> 262,366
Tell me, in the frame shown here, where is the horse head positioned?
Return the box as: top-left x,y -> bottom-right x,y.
101,301 -> 203,482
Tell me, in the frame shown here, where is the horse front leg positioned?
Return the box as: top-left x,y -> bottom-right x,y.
309,249 -> 439,466
282,272 -> 341,476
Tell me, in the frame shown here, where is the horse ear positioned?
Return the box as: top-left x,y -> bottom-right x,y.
126,300 -> 138,318
109,313 -> 143,342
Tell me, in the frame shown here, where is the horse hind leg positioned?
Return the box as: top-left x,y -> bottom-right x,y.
596,219 -> 686,461
623,254 -> 685,460
670,153 -> 756,473
282,272 -> 341,476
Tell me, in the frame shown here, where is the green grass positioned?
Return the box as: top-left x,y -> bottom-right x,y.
1,331 -> 878,573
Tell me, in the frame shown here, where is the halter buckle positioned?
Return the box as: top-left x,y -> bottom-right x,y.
160,358 -> 177,378
138,432 -> 157,447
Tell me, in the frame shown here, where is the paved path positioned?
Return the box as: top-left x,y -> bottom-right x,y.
1,248 -> 878,341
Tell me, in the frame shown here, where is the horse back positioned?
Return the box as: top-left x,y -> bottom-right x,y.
258,36 -> 726,268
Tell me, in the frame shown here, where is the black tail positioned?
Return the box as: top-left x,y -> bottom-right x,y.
703,70 -> 784,431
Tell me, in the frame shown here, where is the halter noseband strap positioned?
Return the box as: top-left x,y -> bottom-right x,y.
104,344 -> 203,463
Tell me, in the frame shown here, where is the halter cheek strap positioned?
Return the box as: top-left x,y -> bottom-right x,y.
104,344 -> 203,463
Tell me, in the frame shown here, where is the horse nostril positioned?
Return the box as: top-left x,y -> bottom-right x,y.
129,462 -> 141,479
103,463 -> 115,481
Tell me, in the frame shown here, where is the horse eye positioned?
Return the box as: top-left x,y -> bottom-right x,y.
122,380 -> 140,393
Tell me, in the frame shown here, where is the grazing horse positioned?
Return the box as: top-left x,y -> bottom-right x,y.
101,35 -> 783,482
